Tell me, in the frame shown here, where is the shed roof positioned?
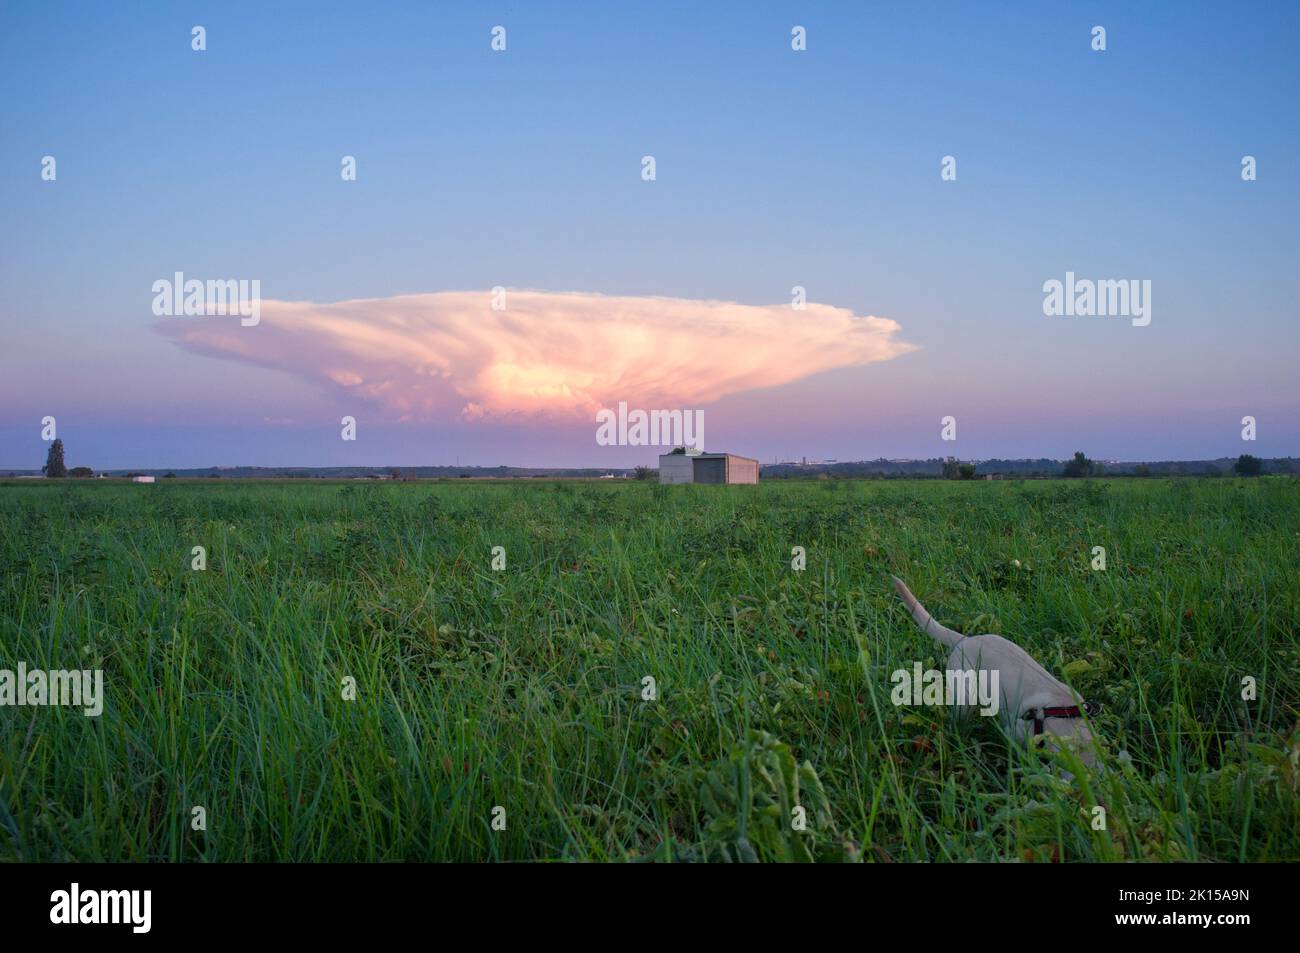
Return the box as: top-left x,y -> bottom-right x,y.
658,451 -> 758,463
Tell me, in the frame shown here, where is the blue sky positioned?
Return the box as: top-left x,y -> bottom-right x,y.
1,1 -> 1297,469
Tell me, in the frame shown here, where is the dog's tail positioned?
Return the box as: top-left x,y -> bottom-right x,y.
891,576 -> 966,649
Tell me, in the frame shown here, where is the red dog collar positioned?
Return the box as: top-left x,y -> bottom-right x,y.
1023,702 -> 1095,736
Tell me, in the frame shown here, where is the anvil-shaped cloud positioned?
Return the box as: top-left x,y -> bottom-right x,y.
156,290 -> 915,422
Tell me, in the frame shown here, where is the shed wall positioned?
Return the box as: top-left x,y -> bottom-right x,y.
693,457 -> 727,484
658,455 -> 695,484
727,457 -> 759,484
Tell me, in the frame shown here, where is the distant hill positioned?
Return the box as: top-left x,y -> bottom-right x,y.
3,457 -> 1295,480
1,465 -> 635,480
759,456 -> 1299,479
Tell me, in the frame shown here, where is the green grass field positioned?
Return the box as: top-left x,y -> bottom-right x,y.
1,477 -> 1297,862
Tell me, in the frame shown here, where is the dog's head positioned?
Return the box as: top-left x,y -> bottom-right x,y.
1037,715 -> 1098,769
1027,706 -> 1101,783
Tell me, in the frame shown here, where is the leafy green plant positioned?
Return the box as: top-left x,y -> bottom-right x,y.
696,730 -> 858,862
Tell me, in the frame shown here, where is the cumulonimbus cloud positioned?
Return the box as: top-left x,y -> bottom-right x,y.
156,290 -> 916,422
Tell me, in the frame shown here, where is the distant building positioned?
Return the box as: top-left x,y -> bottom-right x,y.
658,451 -> 759,484
132,475 -> 156,484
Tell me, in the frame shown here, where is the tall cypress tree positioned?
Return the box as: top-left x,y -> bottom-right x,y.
43,438 -> 67,477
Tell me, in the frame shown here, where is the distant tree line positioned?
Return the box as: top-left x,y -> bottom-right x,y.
761,452 -> 1295,480
39,440 -> 94,478
1062,451 -> 1098,478
1234,454 -> 1263,476
25,440 -> 1290,482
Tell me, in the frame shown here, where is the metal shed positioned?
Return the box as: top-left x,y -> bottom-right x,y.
657,452 -> 759,484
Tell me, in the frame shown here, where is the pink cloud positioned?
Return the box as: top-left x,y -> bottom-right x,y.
157,290 -> 916,422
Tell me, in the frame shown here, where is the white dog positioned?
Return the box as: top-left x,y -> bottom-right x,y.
891,576 -> 1098,768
